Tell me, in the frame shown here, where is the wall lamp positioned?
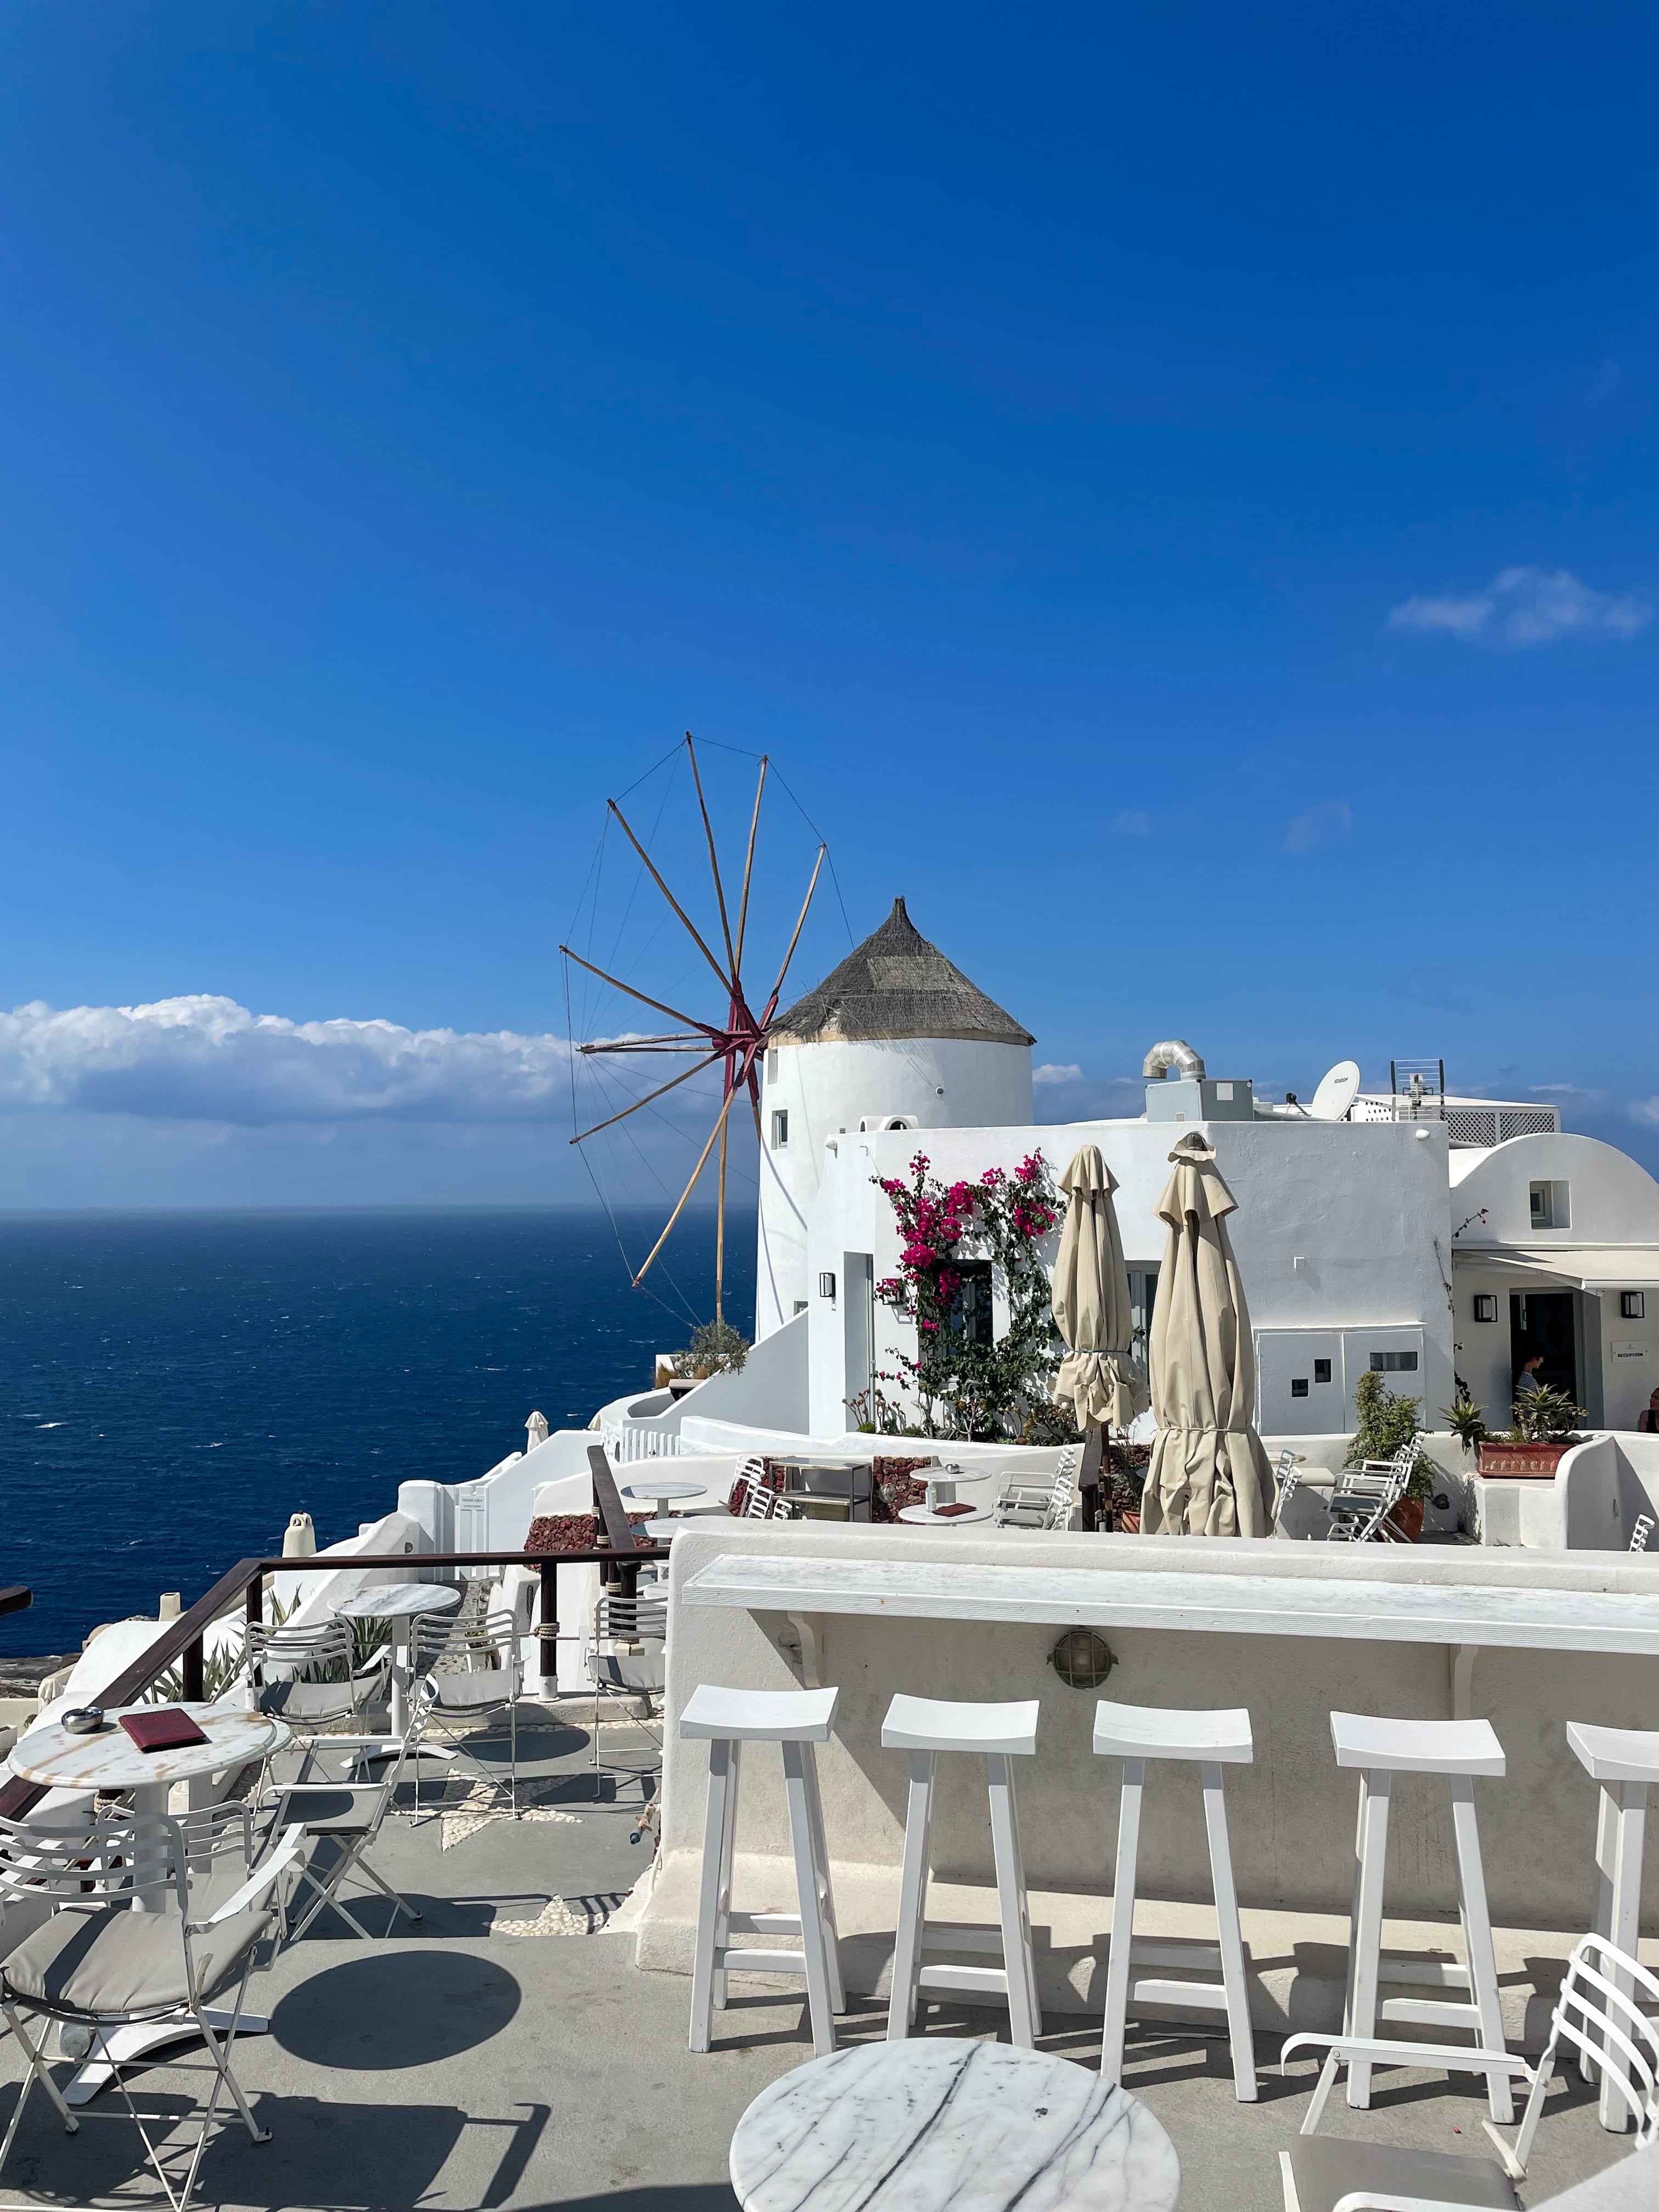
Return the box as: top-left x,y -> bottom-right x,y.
819,1272 -> 837,1301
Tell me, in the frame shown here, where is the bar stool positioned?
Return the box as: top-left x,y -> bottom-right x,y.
1567,1722 -> 1659,2132
681,1684 -> 845,2058
883,1693 -> 1043,2046
1331,1711 -> 1511,2120
1093,1699 -> 1257,2100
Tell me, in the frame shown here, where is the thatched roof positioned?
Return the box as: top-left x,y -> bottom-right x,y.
771,898 -> 1034,1047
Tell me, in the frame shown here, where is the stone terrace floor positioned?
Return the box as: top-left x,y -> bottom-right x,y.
0,1703 -> 1641,2212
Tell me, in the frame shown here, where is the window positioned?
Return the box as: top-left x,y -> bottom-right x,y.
793,1300 -> 809,1316
1313,1358 -> 1333,1384
946,1260 -> 995,1346
771,1109 -> 789,1150
1369,1350 -> 1419,1373
1291,1377 -> 1310,1398
1472,1294 -> 1498,1324
1623,1291 -> 1646,1321
1530,1180 -> 1570,1229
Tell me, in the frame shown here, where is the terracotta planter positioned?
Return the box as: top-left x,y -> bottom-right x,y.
1477,1439 -> 1572,1480
1389,1497 -> 1425,1542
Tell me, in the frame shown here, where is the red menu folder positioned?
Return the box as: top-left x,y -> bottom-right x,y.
934,1501 -> 975,1517
119,1708 -> 209,1753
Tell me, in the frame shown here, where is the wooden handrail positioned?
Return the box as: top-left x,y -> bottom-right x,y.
0,1532 -> 671,1825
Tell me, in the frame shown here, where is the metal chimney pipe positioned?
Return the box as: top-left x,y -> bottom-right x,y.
1141,1040 -> 1206,1082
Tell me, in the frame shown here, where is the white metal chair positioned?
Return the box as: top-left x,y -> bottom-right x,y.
884,1693 -> 1043,2047
257,1697 -> 425,1942
0,1805 -> 305,2212
1278,1933 -> 1659,2210
741,1481 -> 798,1522
682,1683 -> 844,2057
1567,1721 -> 1659,2130
1331,1711 -> 1513,2121
410,1611 -> 522,1816
241,1617 -> 387,1752
1630,1514 -> 1655,1554
1271,1449 -> 1304,1530
1324,1439 -> 1418,1544
584,1590 -> 668,1798
994,1446 -> 1081,1531
1094,1699 -> 1258,2100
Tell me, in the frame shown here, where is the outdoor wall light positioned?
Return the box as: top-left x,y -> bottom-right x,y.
1049,1629 -> 1115,1690
1623,1291 -> 1646,1320
1472,1294 -> 1498,1323
819,1272 -> 837,1300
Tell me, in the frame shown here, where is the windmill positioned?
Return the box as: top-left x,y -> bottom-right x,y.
560,735 -> 825,1324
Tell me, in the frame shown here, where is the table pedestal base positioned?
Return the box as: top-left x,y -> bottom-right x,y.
64,2010 -> 269,2106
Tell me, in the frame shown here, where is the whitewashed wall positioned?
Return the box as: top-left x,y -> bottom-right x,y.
756,1037 -> 1033,1339
800,1115 -> 1456,1442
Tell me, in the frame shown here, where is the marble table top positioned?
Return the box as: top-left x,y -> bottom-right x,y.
332,1583 -> 461,1621
14,1702 -> 290,1793
729,2040 -> 1179,2212
623,1478 -> 709,1503
684,1553 -> 1659,1654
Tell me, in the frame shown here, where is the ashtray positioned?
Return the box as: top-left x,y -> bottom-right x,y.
60,1707 -> 111,1735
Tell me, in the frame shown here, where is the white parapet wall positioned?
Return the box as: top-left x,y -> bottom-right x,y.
635,1521 -> 1659,2037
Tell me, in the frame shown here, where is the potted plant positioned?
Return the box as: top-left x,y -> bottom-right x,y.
1346,1370 -> 1440,1539
1476,1385 -> 1587,1479
670,1319 -> 749,1391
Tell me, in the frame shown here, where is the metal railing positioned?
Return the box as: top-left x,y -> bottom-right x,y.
0,1449 -> 662,1826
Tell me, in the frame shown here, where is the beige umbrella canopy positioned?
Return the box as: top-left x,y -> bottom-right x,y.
1141,1133 -> 1275,1538
1051,1145 -> 1150,1432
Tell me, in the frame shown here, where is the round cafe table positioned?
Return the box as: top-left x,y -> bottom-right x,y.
730,2039 -> 1180,2212
334,1581 -> 462,1751
10,1701 -> 292,2105
898,1502 -> 995,1526
622,1476 -> 709,1516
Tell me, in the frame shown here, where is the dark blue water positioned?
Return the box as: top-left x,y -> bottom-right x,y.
0,1209 -> 753,1655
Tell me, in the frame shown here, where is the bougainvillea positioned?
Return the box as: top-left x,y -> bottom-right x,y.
865,1150 -> 1061,1440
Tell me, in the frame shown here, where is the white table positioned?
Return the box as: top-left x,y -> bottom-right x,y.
729,2039 -> 1179,2212
643,1518 -> 689,1543
334,1581 -> 461,1750
897,1503 -> 995,1527
10,1701 -> 291,2104
622,1477 -> 709,1515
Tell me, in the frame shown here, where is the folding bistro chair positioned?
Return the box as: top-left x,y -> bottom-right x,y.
994,1447 -> 1081,1530
257,1696 -> 426,1942
583,1590 -> 668,1800
1277,1932 -> 1659,2210
409,1610 -> 522,1817
241,1616 -> 387,1778
1323,1439 -> 1418,1544
0,1805 -> 304,2212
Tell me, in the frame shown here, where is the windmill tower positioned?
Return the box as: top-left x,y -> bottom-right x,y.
754,898 -> 1035,1338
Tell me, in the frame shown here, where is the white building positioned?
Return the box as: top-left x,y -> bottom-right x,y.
755,900 -> 1659,1447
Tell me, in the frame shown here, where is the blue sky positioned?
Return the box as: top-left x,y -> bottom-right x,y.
2,3 -> 1656,1208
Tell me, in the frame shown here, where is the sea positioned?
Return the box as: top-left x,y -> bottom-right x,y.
0,1208 -> 752,1656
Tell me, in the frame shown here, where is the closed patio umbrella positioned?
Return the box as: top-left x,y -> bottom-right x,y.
1051,1145 -> 1149,1433
1141,1132 -> 1275,1538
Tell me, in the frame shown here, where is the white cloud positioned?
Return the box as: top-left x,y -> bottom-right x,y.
0,996 -> 578,1126
1388,566 -> 1651,648
1279,800 -> 1352,853
1032,1063 -> 1084,1086
1111,809 -> 1153,837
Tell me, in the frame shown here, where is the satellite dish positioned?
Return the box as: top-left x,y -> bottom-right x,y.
1308,1060 -> 1361,1122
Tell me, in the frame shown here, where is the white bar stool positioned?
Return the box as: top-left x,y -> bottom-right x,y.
883,1693 -> 1043,2046
1567,1721 -> 1659,2131
1093,1699 -> 1257,2100
1330,1710 -> 1511,2120
681,1684 -> 845,2058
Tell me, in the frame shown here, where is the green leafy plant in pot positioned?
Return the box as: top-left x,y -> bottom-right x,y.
1346,1370 -> 1442,1537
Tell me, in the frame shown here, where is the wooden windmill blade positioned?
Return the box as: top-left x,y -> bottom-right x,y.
561,734 -> 825,1328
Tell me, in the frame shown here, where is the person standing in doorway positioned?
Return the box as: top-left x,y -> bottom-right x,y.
1515,1353 -> 1545,1399
1636,1387 -> 1659,1435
